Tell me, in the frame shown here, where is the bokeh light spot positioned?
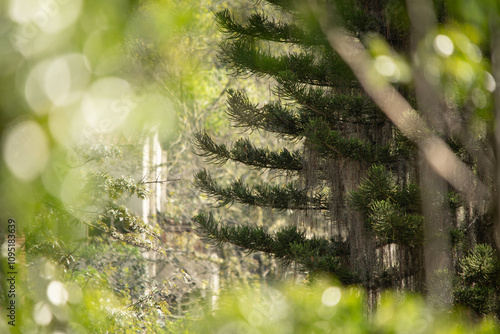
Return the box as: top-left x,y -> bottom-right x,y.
424,57 -> 443,84
434,34 -> 454,57
44,54 -> 91,106
45,57 -> 70,104
472,88 -> 487,108
247,310 -> 263,327
81,77 -> 132,133
8,0 -> 82,34
485,71 -> 496,92
26,54 -> 90,114
48,105 -> 77,146
43,260 -> 57,279
3,120 -> 49,182
25,60 -> 52,114
33,301 -> 52,326
322,286 -> 341,307
8,0 -> 40,24
467,43 -> 482,63
47,281 -> 69,306
374,55 -> 400,82
41,0 -> 83,34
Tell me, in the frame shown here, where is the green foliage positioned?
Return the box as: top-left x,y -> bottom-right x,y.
225,89 -> 304,137
450,228 -> 466,248
77,238 -> 149,298
219,38 -> 353,87
57,142 -> 165,254
350,165 -> 423,246
193,212 -> 355,283
194,132 -> 303,171
85,172 -> 150,201
460,244 -> 498,284
274,75 -> 384,123
447,191 -> 464,211
193,281 -> 500,333
304,118 -> 399,163
2,139 -> 172,332
191,1 -> 500,323
89,206 -> 165,254
0,0 -> 276,332
350,165 -> 395,213
369,200 -> 424,246
215,9 -> 325,46
2,0 -> 500,330
194,169 -> 328,210
194,0 -> 423,295
454,244 -> 500,316
223,87 -> 409,164
73,239 -> 198,333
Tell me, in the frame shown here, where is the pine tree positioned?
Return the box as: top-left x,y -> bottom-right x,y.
192,0 -> 500,316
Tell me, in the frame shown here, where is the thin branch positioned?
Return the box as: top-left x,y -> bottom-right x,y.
140,179 -> 180,184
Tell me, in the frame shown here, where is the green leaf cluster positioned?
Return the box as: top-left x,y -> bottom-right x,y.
454,244 -> 500,315
350,165 -> 422,246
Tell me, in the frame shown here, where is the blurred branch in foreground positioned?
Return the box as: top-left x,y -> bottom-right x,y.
310,1 -> 489,215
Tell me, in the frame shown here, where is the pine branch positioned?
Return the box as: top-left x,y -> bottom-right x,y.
192,212 -> 274,251
265,0 -> 298,13
304,119 -> 401,163
193,212 -> 358,284
226,90 -> 393,160
215,10 -> 325,46
275,75 -> 385,124
193,131 -> 303,171
350,165 -> 421,214
350,165 -> 402,216
454,244 -> 500,315
226,90 -> 402,164
218,39 -> 353,87
193,169 -> 328,210
349,165 -> 423,246
459,244 -> 499,284
226,89 -> 304,137
369,200 -> 423,246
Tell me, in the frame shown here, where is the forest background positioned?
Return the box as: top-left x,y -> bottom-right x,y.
1,0 -> 500,333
